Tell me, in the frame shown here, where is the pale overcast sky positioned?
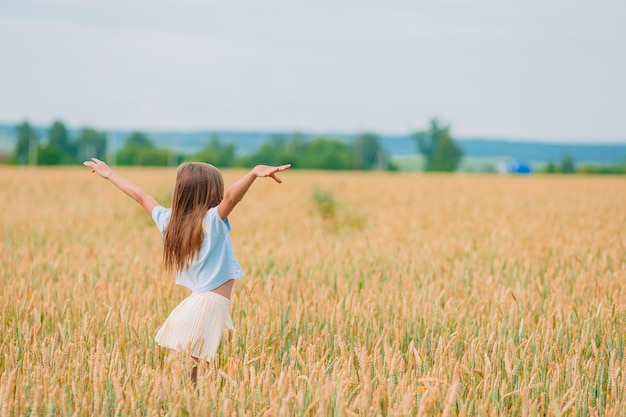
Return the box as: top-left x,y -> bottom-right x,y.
1,0 -> 625,142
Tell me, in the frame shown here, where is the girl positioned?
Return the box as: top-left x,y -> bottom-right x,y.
84,158 -> 291,365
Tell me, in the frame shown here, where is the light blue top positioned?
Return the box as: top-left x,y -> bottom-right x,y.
152,205 -> 244,293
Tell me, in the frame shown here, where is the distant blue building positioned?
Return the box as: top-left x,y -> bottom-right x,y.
497,161 -> 533,174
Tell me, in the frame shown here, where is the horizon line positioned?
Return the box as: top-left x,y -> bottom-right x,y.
1,120 -> 625,146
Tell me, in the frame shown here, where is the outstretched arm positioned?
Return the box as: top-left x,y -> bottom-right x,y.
83,158 -> 159,215
217,164 -> 291,220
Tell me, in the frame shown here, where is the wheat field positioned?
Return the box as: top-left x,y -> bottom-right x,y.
1,166 -> 625,416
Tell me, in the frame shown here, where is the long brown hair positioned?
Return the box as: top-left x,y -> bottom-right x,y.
163,162 -> 224,273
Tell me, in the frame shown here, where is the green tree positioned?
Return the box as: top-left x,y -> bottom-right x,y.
545,161 -> 557,174
135,148 -> 171,166
77,128 -> 107,161
352,133 -> 387,170
48,120 -> 75,156
242,134 -> 296,167
243,134 -> 358,170
126,131 -> 154,148
297,138 -> 353,170
561,153 -> 576,174
117,132 -> 156,165
243,133 -> 393,170
191,135 -> 236,167
413,119 -> 463,172
38,120 -> 77,165
15,121 -> 39,165
578,163 -> 626,175
116,132 -> 177,166
37,144 -> 67,165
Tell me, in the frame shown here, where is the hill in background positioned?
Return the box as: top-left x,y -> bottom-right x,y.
1,123 -> 624,166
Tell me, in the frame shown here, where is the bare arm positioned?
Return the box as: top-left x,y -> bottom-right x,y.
83,158 -> 159,215
217,164 -> 291,220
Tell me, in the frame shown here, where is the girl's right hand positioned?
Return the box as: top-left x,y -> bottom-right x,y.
83,158 -> 114,179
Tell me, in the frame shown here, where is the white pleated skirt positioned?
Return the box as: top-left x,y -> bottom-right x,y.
155,291 -> 234,362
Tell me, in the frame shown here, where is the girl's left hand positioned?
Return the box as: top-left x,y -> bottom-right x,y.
83,158 -> 114,179
252,164 -> 291,183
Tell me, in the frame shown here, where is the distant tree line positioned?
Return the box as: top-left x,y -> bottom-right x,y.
6,118 -> 467,171
11,121 -> 181,167
6,119 -> 624,173
538,153 -> 626,174
14,120 -> 109,165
